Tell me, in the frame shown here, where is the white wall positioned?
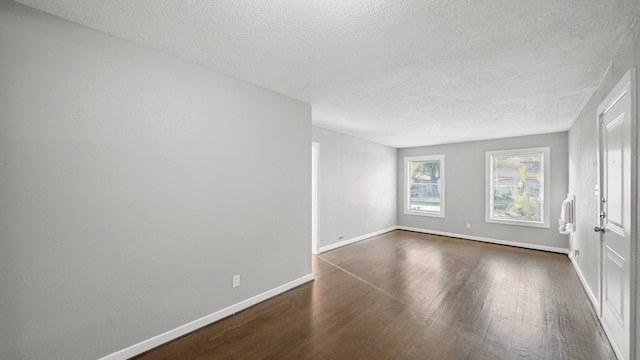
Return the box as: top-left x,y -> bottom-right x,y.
0,2 -> 311,359
568,21 -> 640,355
398,132 -> 570,251
312,126 -> 397,250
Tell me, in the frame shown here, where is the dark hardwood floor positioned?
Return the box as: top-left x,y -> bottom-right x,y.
133,230 -> 615,360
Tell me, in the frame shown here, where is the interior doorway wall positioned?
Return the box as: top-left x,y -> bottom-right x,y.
312,142 -> 319,254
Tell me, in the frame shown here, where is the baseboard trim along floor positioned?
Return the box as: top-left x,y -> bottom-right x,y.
319,226 -> 397,253
397,226 -> 570,254
319,226 -> 569,255
98,274 -> 314,360
103,226 -> 570,359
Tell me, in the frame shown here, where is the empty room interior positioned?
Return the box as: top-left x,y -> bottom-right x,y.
3,1 -> 640,359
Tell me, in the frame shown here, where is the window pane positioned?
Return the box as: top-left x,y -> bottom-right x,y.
409,159 -> 441,212
491,154 -> 543,222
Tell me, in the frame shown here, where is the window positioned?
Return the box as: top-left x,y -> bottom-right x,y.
485,147 -> 550,228
404,155 -> 444,217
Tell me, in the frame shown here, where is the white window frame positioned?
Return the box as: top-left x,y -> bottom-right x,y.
485,147 -> 550,228
404,154 -> 445,218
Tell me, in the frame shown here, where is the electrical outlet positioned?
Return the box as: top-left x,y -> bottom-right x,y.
365,221 -> 369,228
466,223 -> 471,229
339,235 -> 344,239
232,275 -> 240,288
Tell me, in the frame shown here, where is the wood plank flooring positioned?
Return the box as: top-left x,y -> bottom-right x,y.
133,230 -> 615,360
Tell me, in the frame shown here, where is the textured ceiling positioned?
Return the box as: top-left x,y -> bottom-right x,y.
14,0 -> 640,148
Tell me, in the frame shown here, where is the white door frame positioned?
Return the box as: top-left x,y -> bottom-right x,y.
311,142 -> 320,255
596,68 -> 637,360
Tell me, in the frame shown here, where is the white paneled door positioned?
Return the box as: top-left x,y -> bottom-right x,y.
597,69 -> 634,360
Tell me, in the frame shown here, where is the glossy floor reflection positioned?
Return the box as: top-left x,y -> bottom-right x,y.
133,230 -> 615,360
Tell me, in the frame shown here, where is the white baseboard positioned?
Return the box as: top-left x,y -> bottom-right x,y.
569,255 -> 600,315
397,226 -> 570,254
571,256 -> 622,360
98,273 -> 314,360
319,226 -> 397,253
100,227 -> 571,359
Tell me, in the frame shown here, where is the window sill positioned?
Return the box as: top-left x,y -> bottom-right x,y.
485,217 -> 549,228
405,210 -> 445,218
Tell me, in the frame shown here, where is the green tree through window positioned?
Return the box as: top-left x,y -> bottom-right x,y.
492,155 -> 542,221
405,155 -> 444,217
487,147 -> 548,227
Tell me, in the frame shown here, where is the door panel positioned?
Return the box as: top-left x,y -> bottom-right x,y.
605,115 -> 624,230
604,247 -> 624,322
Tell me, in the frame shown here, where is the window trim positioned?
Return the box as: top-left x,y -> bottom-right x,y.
404,154 -> 445,218
485,147 -> 550,228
